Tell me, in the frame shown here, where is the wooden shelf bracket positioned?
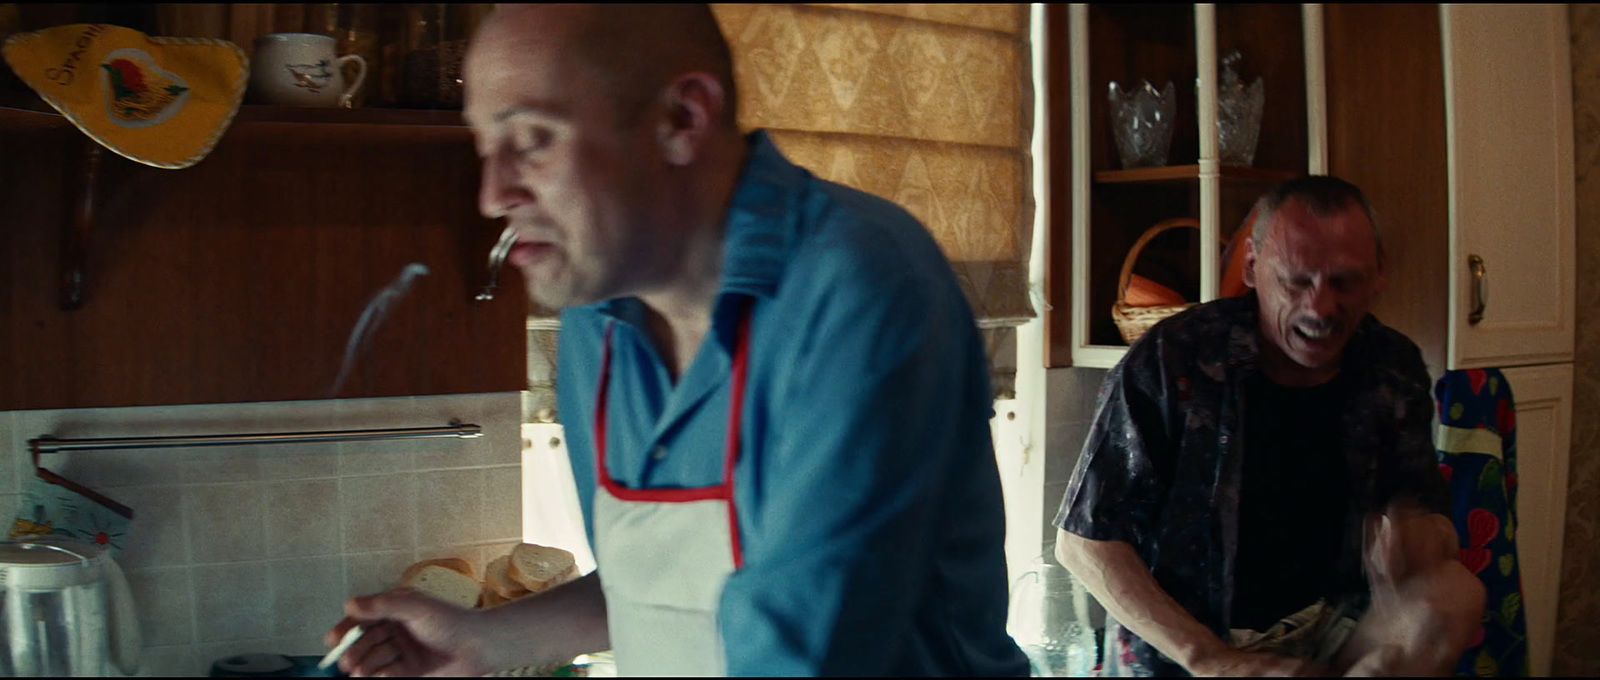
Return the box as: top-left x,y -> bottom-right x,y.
60,138 -> 103,311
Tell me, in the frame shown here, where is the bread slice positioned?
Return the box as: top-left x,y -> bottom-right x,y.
402,564 -> 482,608
480,584 -> 509,609
485,555 -> 533,599
507,543 -> 578,593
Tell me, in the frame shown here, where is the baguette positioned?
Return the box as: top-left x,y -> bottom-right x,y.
480,584 -> 509,609
485,555 -> 533,599
506,543 -> 577,593
401,563 -> 482,609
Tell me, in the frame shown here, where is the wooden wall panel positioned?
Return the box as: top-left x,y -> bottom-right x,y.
1044,2 -> 1073,367
1,121 -> 526,411
1324,4 -> 1450,377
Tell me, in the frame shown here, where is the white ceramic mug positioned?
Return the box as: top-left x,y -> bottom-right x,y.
249,33 -> 367,108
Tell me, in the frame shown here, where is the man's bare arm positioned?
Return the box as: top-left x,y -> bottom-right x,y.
1054,529 -> 1318,676
329,571 -> 610,677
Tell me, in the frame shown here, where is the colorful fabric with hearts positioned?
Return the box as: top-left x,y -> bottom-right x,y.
2,23 -> 247,168
1436,368 -> 1528,677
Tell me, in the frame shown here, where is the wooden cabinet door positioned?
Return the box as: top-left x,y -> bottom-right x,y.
1442,4 -> 1576,370
1495,363 -> 1572,677
0,123 -> 528,410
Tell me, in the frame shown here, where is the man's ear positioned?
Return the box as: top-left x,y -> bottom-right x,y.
1242,236 -> 1259,289
656,71 -> 726,166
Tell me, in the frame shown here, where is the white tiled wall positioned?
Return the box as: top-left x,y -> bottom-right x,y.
1042,367 -> 1108,552
1041,367 -> 1112,641
0,393 -> 524,677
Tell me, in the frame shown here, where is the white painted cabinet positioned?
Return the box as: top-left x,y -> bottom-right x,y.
1442,4 -> 1576,371
1438,9 -> 1576,671
1492,363 -> 1573,678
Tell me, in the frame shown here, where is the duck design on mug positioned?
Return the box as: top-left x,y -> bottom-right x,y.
286,59 -> 334,93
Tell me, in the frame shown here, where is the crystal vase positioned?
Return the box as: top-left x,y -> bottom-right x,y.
1217,50 -> 1265,167
1108,80 -> 1177,169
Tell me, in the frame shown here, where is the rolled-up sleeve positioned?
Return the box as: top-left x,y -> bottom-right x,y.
1054,335 -> 1176,552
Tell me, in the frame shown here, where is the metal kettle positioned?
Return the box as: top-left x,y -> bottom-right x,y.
0,537 -> 141,676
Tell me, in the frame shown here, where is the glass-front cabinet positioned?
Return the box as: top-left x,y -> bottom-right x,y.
1064,3 -> 1324,368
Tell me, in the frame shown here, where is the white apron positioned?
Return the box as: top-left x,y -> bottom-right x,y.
592,313 -> 751,677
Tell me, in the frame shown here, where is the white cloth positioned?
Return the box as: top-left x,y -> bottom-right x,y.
593,489 -> 736,676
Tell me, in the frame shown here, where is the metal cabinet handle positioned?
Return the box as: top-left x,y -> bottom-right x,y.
1468,254 -> 1487,326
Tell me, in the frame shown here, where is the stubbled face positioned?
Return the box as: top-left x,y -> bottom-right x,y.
1244,199 -> 1386,382
463,10 -> 670,310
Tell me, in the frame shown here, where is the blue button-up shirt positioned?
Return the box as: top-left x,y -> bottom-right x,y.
556,131 -> 1028,676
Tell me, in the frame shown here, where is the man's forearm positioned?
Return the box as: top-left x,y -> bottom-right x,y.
1053,529 -> 1230,673
475,571 -> 611,670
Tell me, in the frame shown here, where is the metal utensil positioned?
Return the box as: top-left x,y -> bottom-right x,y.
477,226 -> 518,301
318,625 -> 366,671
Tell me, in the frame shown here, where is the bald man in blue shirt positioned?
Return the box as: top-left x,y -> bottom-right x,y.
327,4 -> 1028,677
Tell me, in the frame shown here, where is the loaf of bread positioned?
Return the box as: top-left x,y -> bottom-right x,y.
401,559 -> 482,609
507,543 -> 578,593
397,545 -> 579,614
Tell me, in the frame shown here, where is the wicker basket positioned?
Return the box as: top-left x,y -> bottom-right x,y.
1111,218 -> 1222,345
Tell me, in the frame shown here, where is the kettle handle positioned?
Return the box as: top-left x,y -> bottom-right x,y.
103,556 -> 142,676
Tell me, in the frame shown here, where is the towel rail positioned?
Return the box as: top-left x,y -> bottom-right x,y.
28,422 -> 481,453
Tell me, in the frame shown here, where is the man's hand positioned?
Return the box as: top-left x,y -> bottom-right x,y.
1056,532 -> 1332,677
1362,499 -> 1459,597
327,572 -> 610,677
1188,647 -> 1330,677
326,589 -> 489,678
1333,499 -> 1486,676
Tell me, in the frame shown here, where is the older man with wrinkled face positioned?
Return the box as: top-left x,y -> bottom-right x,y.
1244,194 -> 1387,387
1053,176 -> 1484,677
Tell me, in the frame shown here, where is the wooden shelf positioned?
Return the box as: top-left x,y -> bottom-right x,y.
0,90 -> 466,129
1093,165 -> 1299,185
239,105 -> 462,126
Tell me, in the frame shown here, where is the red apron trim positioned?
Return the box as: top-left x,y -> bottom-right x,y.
594,305 -> 752,566
724,311 -> 752,569
600,484 -> 731,504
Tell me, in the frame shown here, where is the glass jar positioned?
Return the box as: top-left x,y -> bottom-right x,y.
1007,559 -> 1101,676
306,4 -> 382,108
395,4 -> 491,109
395,4 -> 443,108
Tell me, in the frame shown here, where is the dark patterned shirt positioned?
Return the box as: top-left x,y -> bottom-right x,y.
1054,293 -> 1451,676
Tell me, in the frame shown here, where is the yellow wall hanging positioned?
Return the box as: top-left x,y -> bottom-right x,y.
3,23 -> 247,169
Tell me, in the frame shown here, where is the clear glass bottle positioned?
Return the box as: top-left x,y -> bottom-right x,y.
310,4 -> 382,108
393,4 -> 492,110
397,3 -> 443,108
305,4 -> 342,38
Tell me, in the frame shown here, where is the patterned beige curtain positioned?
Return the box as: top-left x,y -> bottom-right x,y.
714,3 -> 1036,397
528,4 -> 1035,420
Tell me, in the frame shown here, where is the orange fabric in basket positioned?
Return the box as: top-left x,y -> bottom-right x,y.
1124,274 -> 1185,307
